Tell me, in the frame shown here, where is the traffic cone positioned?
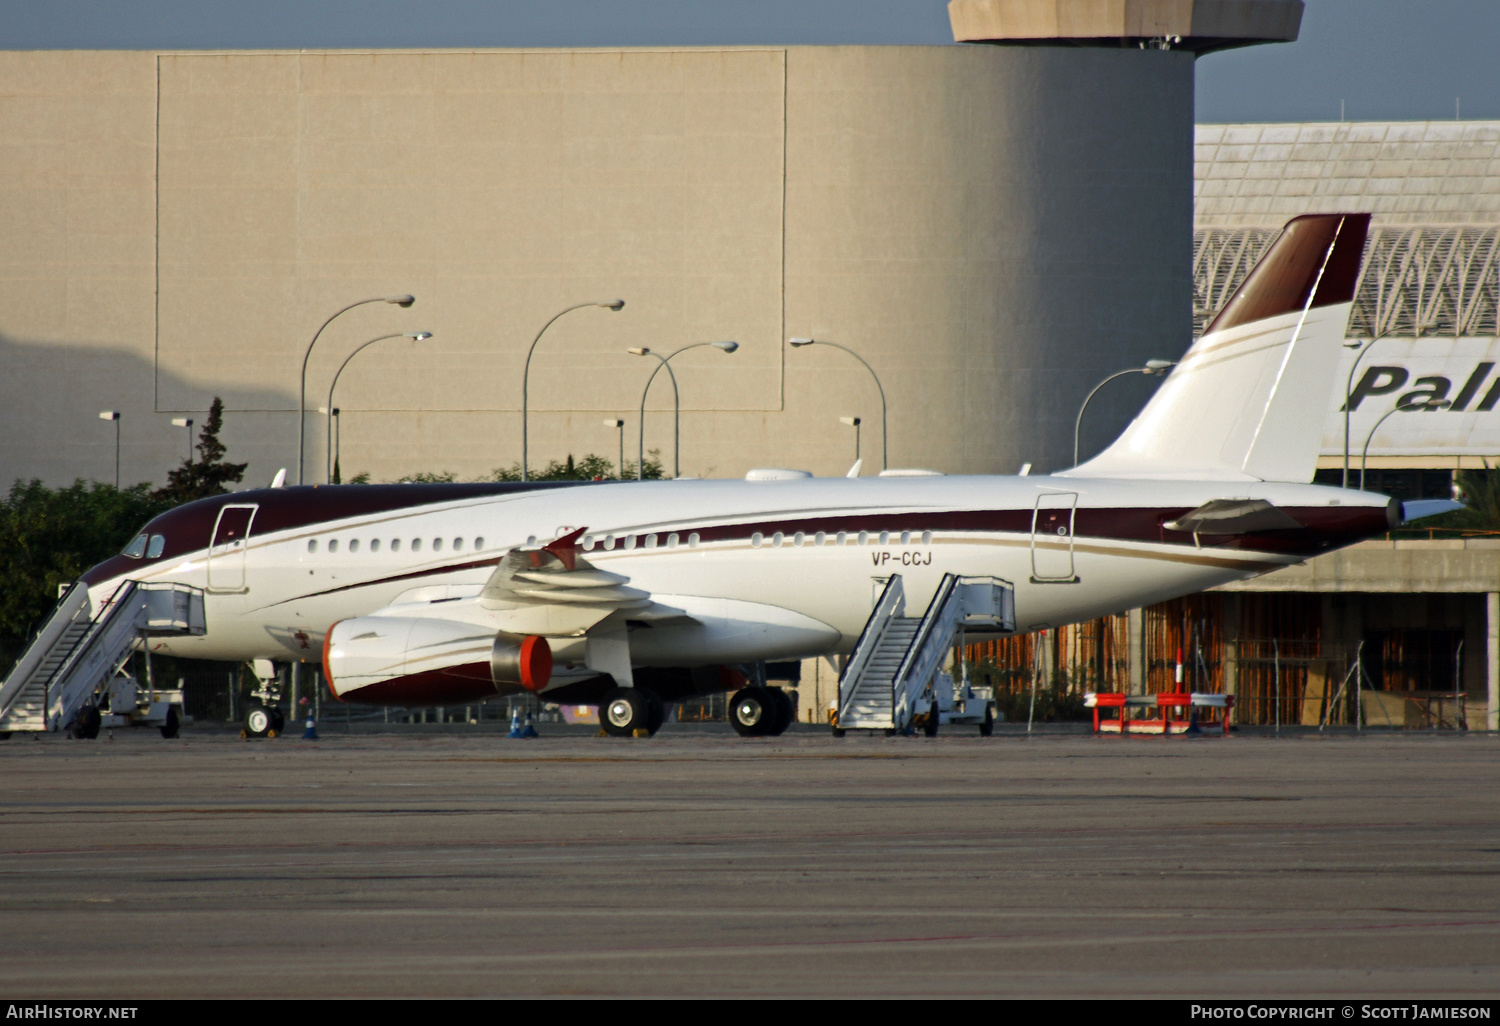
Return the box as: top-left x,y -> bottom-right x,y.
521,710 -> 538,738
507,708 -> 527,739
302,716 -> 319,740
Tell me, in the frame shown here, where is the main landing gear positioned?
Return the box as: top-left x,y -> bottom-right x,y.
599,687 -> 665,737
728,686 -> 794,738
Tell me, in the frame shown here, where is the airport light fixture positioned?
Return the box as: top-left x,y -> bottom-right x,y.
840,416 -> 862,463
521,299 -> 625,483
1072,359 -> 1177,468
631,341 -> 737,480
331,408 -> 341,484
325,332 -> 433,484
1360,398 -> 1427,491
298,294 -> 416,486
603,418 -> 626,480
789,338 -> 889,470
171,417 -> 194,463
1341,333 -> 1388,489
99,410 -> 120,489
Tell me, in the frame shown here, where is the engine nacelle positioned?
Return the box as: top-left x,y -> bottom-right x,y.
323,616 -> 551,705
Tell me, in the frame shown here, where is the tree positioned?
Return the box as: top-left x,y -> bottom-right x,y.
0,479 -> 171,665
153,397 -> 247,505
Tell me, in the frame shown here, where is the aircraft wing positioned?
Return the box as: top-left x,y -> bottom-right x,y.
1163,498 -> 1302,535
478,527 -> 666,637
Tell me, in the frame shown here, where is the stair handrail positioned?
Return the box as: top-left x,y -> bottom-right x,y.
837,575 -> 906,721
41,580 -> 145,730
891,573 -> 961,726
0,582 -> 92,719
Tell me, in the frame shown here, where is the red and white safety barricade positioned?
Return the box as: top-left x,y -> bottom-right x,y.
1084,691 -> 1234,735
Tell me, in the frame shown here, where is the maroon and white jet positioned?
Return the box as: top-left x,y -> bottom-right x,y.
74,213 -> 1441,737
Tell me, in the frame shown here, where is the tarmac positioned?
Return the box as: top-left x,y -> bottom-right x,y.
1,721 -> 1497,999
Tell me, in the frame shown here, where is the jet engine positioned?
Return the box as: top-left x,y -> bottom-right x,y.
323,616 -> 551,705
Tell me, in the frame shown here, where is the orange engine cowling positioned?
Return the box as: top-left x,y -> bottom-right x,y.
323,616 -> 551,704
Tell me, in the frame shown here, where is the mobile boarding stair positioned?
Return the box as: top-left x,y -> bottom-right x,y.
834,573 -> 1014,737
0,580 -> 206,738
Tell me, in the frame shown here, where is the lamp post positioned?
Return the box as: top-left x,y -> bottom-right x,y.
789,338 -> 889,471
603,419 -> 625,480
629,341 -> 737,480
627,339 -> 738,480
298,295 -> 415,486
1342,334 -> 1385,488
98,411 -> 120,488
1361,398 -> 1428,490
1072,360 -> 1176,468
331,408 -> 341,484
521,299 -> 625,482
325,332 -> 433,483
170,417 -> 193,463
840,416 -> 862,463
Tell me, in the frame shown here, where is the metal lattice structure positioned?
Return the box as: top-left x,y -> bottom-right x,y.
1193,225 -> 1500,339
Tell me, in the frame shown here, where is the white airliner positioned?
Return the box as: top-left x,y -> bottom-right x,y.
75,213 -> 1438,737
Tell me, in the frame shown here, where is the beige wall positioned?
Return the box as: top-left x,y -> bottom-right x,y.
0,45 -> 1192,489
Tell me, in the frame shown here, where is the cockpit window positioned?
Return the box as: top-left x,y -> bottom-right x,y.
123,534 -> 148,558
146,535 -> 165,559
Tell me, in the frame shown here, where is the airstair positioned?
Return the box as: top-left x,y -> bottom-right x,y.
835,573 -> 1014,735
0,580 -> 206,735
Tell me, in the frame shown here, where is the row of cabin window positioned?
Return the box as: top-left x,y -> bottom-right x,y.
578,529 -> 933,551
308,536 -> 485,555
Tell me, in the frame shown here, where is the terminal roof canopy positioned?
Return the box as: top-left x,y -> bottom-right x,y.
948,0 -> 1302,54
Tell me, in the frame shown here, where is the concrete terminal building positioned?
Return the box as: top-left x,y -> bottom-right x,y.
0,0 -> 1299,489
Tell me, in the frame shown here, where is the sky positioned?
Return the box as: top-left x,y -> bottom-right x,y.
2,0 -> 1498,123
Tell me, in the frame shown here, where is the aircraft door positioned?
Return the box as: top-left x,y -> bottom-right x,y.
1030,492 -> 1078,583
207,504 -> 258,593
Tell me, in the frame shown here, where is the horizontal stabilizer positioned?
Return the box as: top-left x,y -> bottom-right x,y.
1402,499 -> 1463,522
1163,498 -> 1302,535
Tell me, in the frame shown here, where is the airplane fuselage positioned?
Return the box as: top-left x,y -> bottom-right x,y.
81,474 -> 1393,700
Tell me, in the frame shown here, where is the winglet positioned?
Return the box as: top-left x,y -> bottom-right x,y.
542,526 -> 588,571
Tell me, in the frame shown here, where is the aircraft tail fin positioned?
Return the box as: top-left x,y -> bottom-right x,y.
1063,213 -> 1371,482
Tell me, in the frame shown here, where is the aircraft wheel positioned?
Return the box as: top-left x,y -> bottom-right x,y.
729,687 -> 774,737
269,708 -> 286,734
644,691 -> 666,735
71,706 -> 101,740
600,688 -> 650,737
160,707 -> 181,739
0,731 -> 11,741
831,727 -> 846,738
767,687 -> 794,736
244,705 -> 273,738
979,706 -> 995,737
923,706 -> 939,738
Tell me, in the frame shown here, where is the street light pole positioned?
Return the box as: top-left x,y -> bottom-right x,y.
1342,334 -> 1384,488
1072,360 -> 1176,468
1361,398 -> 1427,490
331,408 -> 341,484
170,417 -> 194,463
521,299 -> 624,482
298,295 -> 414,486
789,338 -> 889,471
99,411 -> 120,488
603,419 -> 625,480
325,332 -> 433,483
629,341 -> 737,480
840,416 -> 861,463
